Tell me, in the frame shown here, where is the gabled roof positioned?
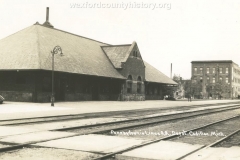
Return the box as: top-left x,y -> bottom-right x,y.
101,44 -> 131,68
0,24 -> 125,79
102,41 -> 145,69
144,61 -> 177,85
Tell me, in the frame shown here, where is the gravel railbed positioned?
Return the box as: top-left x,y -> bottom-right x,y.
172,117 -> 240,145
103,109 -> 240,140
215,130 -> 240,147
0,147 -> 100,160
62,107 -> 240,134
1,103 -> 236,126
9,117 -> 128,131
7,105 -> 239,132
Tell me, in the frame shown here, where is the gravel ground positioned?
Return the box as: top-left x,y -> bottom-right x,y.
63,107 -> 240,135
2,103 -> 236,126
172,117 -> 240,145
105,108 -> 240,140
12,117 -> 128,131
0,147 -> 100,160
215,130 -> 240,147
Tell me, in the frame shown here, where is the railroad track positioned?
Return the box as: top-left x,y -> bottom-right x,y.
92,115 -> 240,160
177,129 -> 240,160
0,103 -> 240,155
0,102 -> 238,126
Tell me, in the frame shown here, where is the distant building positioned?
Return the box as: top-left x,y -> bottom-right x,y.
191,60 -> 240,99
0,8 -> 177,102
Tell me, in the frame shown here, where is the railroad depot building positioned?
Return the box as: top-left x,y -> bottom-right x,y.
0,11 -> 176,102
191,60 -> 240,99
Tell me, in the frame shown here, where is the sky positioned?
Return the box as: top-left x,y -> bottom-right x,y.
0,0 -> 239,79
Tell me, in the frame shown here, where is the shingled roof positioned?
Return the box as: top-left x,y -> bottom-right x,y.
0,24 -> 124,79
144,61 -> 177,85
0,24 -> 176,85
101,45 -> 131,68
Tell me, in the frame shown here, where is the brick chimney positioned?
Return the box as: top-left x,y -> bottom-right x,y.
43,7 -> 54,28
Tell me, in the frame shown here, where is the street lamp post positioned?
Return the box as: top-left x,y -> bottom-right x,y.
51,46 -> 63,107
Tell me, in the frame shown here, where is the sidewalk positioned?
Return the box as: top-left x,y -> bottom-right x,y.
0,100 -> 239,120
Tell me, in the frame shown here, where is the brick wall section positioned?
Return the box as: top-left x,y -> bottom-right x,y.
191,61 -> 240,99
118,45 -> 146,101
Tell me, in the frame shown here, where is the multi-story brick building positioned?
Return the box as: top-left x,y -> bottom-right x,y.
0,8 -> 177,102
191,60 -> 240,99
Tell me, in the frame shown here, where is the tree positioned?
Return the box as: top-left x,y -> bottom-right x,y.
191,79 -> 203,98
173,74 -> 181,83
206,82 -> 230,99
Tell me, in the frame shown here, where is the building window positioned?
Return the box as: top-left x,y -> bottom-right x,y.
212,77 -> 215,83
133,51 -> 138,57
207,68 -> 209,73
200,68 -> 203,74
219,68 -> 222,74
226,68 -> 228,74
137,76 -> 142,94
200,77 -> 203,82
194,68 -> 197,74
207,77 -> 210,83
127,75 -> 132,93
213,68 -> 215,74
219,77 -> 222,83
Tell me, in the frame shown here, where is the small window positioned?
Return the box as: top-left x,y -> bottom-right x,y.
226,68 -> 229,74
219,77 -> 222,82
133,51 -> 138,57
212,77 -> 215,83
207,77 -> 210,83
219,68 -> 222,74
200,77 -> 203,82
200,68 -> 203,74
207,68 -> 209,73
194,68 -> 197,74
127,75 -> 132,93
213,68 -> 216,74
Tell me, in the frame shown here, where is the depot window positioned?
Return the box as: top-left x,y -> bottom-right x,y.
127,75 -> 132,93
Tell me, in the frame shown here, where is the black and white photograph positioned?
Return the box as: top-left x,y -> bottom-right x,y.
0,0 -> 240,159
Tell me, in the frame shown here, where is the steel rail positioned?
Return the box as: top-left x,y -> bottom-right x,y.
92,114 -> 240,160
0,102 -> 238,126
177,128 -> 240,160
53,105 -> 240,131
0,107 -> 240,157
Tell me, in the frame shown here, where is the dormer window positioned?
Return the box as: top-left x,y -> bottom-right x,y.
133,51 -> 138,57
